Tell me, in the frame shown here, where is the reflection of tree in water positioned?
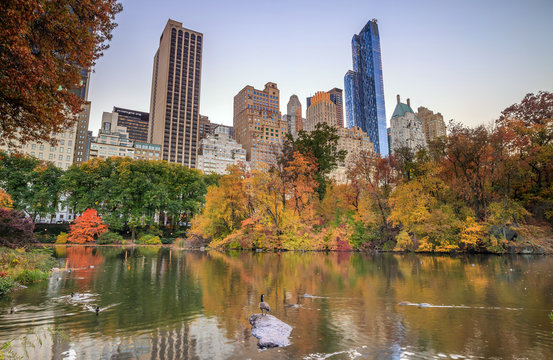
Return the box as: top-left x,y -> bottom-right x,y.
19,248 -> 553,359
65,246 -> 104,287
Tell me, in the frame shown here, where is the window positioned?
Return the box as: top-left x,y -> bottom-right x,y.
32,144 -> 36,149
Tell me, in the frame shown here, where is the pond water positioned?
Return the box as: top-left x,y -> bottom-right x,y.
0,247 -> 552,359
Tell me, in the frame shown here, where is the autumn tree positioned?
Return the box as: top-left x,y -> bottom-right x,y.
347,150 -> 398,247
68,208 -> 107,243
441,122 -> 495,220
190,165 -> 249,240
0,0 -> 122,147
0,190 -> 13,209
496,91 -> 553,222
283,151 -> 318,216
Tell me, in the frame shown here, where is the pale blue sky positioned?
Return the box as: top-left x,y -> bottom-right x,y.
88,0 -> 553,135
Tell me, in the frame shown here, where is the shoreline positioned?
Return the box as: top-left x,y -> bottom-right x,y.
33,243 -> 553,255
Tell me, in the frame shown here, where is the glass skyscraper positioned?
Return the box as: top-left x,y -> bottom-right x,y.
344,19 -> 388,156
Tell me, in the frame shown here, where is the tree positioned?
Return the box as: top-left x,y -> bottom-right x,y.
63,157 -> 207,235
347,150 -> 398,247
441,122 -> 495,220
0,0 -> 123,147
68,208 -> 107,243
0,208 -> 35,248
282,123 -> 346,199
0,190 -> 13,209
496,91 -> 553,221
283,151 -> 318,216
0,151 -> 62,220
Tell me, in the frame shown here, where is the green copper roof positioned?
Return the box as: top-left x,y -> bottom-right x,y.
392,102 -> 415,118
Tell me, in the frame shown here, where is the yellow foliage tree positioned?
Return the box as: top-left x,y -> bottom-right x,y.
0,189 -> 13,209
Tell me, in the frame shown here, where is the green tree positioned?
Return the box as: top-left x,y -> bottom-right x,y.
0,152 -> 62,220
62,157 -> 206,236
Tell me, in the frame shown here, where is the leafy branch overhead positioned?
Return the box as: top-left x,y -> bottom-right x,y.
0,0 -> 122,147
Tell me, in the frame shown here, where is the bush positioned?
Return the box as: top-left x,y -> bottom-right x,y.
0,277 -> 14,296
97,231 -> 123,245
0,208 -> 35,248
35,232 -> 55,244
136,234 -> 161,245
160,237 -> 174,244
137,226 -> 162,239
55,232 -> 69,244
13,269 -> 49,285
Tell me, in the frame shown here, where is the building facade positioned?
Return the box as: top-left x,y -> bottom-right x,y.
0,127 -> 78,170
199,115 -> 233,141
305,91 -> 338,132
89,112 -> 135,159
307,88 -> 344,129
113,107 -> 150,143
344,19 -> 388,156
389,95 -> 426,154
416,106 -> 447,143
328,88 -> 344,128
196,131 -> 248,175
233,82 -> 286,171
90,112 -> 161,161
72,102 -> 91,165
149,19 -> 203,168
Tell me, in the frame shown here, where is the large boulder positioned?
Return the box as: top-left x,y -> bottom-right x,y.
249,313 -> 292,348
491,225 -> 518,241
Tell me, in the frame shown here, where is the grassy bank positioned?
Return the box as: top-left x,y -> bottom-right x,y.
0,247 -> 56,297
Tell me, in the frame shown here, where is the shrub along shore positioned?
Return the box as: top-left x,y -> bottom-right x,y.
0,247 -> 56,297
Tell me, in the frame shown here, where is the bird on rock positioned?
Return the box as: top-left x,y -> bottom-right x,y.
259,294 -> 270,316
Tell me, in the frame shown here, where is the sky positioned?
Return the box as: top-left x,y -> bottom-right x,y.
88,0 -> 553,135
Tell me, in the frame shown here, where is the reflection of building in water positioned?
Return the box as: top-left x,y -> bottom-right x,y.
10,320 -> 233,360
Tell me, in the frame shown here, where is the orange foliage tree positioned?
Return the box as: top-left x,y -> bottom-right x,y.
68,208 -> 108,243
0,189 -> 13,209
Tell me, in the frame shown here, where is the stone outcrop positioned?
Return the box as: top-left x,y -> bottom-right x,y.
249,313 -> 292,348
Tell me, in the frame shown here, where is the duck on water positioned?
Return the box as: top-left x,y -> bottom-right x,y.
259,294 -> 270,315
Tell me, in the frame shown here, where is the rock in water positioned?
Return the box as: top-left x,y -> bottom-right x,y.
249,314 -> 292,348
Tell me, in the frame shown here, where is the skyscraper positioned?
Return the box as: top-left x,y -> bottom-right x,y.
149,19 -> 203,167
233,82 -> 286,171
344,19 -> 388,156
113,107 -> 150,143
306,88 -> 344,128
328,88 -> 344,128
286,95 -> 302,136
305,91 -> 338,132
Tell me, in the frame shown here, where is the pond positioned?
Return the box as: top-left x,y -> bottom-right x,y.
1,247 -> 552,359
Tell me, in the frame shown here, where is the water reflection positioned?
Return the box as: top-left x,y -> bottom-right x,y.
0,247 -> 552,359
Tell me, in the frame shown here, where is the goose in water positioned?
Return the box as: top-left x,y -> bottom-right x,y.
259,294 -> 270,316
95,306 -> 100,315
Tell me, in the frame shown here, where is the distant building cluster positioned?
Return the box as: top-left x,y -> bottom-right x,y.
2,17 -> 451,205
